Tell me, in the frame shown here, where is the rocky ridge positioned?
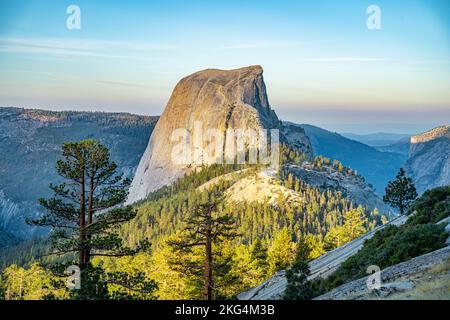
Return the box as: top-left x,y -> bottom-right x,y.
286,163 -> 391,213
281,122 -> 314,161
410,125 -> 450,146
405,125 -> 450,194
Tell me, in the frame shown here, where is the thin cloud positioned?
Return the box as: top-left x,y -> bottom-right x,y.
213,41 -> 297,50
297,57 -> 389,63
0,37 -> 177,60
95,80 -> 150,88
412,60 -> 450,64
297,58 -> 450,64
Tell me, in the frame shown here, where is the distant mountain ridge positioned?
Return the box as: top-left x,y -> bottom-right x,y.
295,123 -> 407,195
375,137 -> 410,156
0,107 -> 158,239
311,123 -> 450,195
341,132 -> 411,147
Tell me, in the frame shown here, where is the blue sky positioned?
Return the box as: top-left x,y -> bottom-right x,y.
0,0 -> 449,133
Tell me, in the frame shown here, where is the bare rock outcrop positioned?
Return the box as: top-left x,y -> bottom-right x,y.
127,66 -> 286,203
315,246 -> 450,300
286,163 -> 391,214
224,168 -> 303,206
281,122 -> 313,161
405,125 -> 450,194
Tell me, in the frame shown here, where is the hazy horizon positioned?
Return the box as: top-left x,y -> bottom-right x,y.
1,104 -> 443,136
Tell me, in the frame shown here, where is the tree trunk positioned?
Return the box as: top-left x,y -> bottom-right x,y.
85,175 -> 94,264
79,169 -> 86,271
204,232 -> 212,300
204,208 -> 213,301
399,194 -> 404,215
88,176 -> 94,225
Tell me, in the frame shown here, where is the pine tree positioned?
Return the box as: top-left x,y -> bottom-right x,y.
383,168 -> 418,215
324,226 -> 345,250
341,206 -> 367,242
167,197 -> 238,300
283,236 -> 314,300
250,238 -> 268,269
30,140 -> 147,269
28,140 -> 156,299
250,238 -> 269,279
267,227 -> 296,274
325,207 -> 367,250
305,234 -> 325,259
1,263 -> 67,300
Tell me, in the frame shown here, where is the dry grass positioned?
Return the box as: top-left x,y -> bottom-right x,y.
387,258 -> 450,300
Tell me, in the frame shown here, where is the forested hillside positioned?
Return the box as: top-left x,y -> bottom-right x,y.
0,227 -> 16,247
0,145 -> 386,299
0,107 -> 158,239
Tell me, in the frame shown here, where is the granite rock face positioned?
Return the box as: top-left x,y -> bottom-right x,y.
281,122 -> 314,161
405,125 -> 450,194
127,66 -> 285,203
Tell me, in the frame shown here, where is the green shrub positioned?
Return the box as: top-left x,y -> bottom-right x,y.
407,186 -> 450,226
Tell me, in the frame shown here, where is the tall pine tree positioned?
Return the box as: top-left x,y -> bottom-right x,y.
167,196 -> 238,300
383,168 -> 418,215
284,235 -> 314,300
29,140 -> 156,299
